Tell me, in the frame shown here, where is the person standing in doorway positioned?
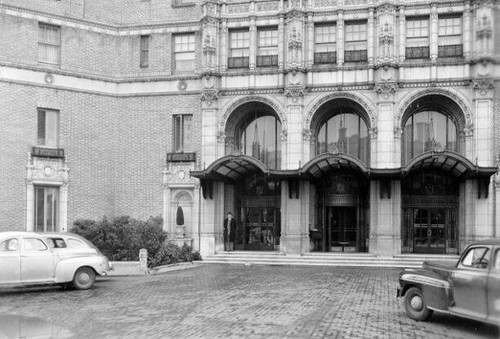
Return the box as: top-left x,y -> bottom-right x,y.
224,212 -> 236,251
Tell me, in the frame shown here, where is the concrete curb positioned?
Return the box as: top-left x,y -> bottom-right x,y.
107,261 -> 202,276
150,261 -> 202,275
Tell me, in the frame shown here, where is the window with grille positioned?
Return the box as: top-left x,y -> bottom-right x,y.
37,109 -> 59,148
315,24 -> 337,64
173,115 -> 193,152
406,17 -> 430,59
228,30 -> 250,68
438,16 -> 463,58
344,21 -> 367,62
140,35 -> 150,68
173,34 -> 195,72
34,186 -> 59,232
257,27 -> 278,67
38,24 -> 60,65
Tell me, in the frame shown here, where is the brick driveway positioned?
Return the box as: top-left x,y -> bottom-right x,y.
0,265 -> 497,339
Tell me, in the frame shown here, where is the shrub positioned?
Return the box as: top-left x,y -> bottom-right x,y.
149,242 -> 202,268
70,215 -> 201,267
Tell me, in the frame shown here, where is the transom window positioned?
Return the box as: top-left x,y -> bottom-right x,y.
237,115 -> 281,169
38,24 -> 60,65
257,27 -> 278,67
173,114 -> 193,152
406,17 -> 429,59
403,111 -> 458,164
344,21 -> 367,62
34,186 -> 59,233
228,30 -> 250,68
37,108 -> 59,148
316,113 -> 369,164
173,34 -> 195,72
438,15 -> 463,58
315,24 -> 336,64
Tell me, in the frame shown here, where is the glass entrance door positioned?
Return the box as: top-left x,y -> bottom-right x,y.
413,208 -> 446,253
325,207 -> 356,252
243,207 -> 277,251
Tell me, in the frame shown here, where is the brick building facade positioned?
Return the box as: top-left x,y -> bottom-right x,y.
0,0 -> 498,257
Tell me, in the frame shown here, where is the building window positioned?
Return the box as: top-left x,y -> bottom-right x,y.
228,29 -> 249,69
438,15 -> 463,58
316,113 -> 369,164
257,27 -> 278,67
314,24 -> 336,64
236,114 -> 282,169
37,109 -> 59,148
406,17 -> 430,59
403,111 -> 458,164
140,35 -> 150,68
173,115 -> 193,152
38,24 -> 60,65
344,21 -> 367,62
34,186 -> 59,233
173,34 -> 195,73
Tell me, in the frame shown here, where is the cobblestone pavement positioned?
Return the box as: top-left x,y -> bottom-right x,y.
0,265 -> 498,339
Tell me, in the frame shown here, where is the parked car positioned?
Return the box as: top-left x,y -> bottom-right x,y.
0,231 -> 111,290
397,239 -> 500,325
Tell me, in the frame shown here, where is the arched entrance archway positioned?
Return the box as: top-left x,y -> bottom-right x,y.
306,98 -> 371,253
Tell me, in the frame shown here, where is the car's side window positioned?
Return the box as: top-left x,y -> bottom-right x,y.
23,238 -> 48,252
0,238 -> 19,252
47,238 -> 67,248
67,239 -> 85,248
461,247 -> 490,269
495,249 -> 500,271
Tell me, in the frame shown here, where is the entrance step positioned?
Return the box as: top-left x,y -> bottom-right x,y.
201,251 -> 460,268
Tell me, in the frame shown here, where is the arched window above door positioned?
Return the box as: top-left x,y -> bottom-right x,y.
402,110 -> 459,165
316,113 -> 369,164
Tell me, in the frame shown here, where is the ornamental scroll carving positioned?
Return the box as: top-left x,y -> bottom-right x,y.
200,90 -> 219,106
203,33 -> 217,70
313,0 -> 337,7
375,82 -> 397,100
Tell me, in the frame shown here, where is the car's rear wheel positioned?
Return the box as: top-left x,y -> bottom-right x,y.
72,267 -> 96,290
404,287 -> 433,321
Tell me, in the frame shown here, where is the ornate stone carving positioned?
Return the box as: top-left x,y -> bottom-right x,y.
313,0 -> 337,8
302,129 -> 312,142
203,34 -> 216,56
200,90 -> 219,106
219,96 -> 287,132
464,123 -> 474,138
472,77 -> 494,97
375,82 -> 397,100
289,0 -> 301,9
256,2 -> 279,12
163,163 -> 197,186
477,15 -> 492,39
26,153 -> 69,185
227,4 -> 249,14
285,86 -> 305,98
288,27 -> 302,51
369,127 -> 378,139
280,130 -> 288,142
217,130 -> 226,143
394,126 -> 402,139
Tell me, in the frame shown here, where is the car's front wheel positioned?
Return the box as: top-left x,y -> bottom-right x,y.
72,267 -> 96,290
404,287 -> 433,321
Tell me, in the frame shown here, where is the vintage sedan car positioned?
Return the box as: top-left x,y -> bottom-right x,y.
397,239 -> 500,325
40,232 -> 103,257
0,231 -> 111,290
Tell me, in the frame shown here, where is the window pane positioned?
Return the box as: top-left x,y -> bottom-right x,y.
38,24 -> 60,64
45,110 -> 59,147
174,34 -> 195,72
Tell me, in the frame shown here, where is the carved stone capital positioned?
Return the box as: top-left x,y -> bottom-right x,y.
200,90 -> 219,106
302,128 -> 312,142
285,86 -> 305,98
464,123 -> 474,137
394,126 -> 403,139
375,82 -> 397,100
369,127 -> 378,139
471,77 -> 494,97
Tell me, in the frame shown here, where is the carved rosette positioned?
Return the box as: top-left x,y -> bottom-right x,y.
200,90 -> 219,106
471,78 -> 494,97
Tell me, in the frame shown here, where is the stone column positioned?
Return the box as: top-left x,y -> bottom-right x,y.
59,183 -> 68,232
249,16 -> 257,70
220,19 -> 228,72
429,6 -> 438,62
306,13 -> 314,69
280,179 -> 303,254
463,2 -> 472,60
278,14 -> 286,86
192,183 -> 201,252
367,8 -> 375,66
337,11 -> 344,66
398,7 -> 406,63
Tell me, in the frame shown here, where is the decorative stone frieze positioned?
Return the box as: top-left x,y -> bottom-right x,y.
163,162 -> 198,186
256,1 -> 279,12
285,86 -> 305,98
313,0 -> 337,8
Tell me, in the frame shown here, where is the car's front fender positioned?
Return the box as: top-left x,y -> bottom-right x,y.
399,269 -> 452,311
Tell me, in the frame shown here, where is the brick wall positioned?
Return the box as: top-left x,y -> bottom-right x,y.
0,0 -> 200,25
0,81 -> 201,232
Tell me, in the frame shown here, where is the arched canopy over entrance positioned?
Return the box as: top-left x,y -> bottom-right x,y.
191,155 -> 268,183
300,153 -> 370,181
402,151 -> 496,181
